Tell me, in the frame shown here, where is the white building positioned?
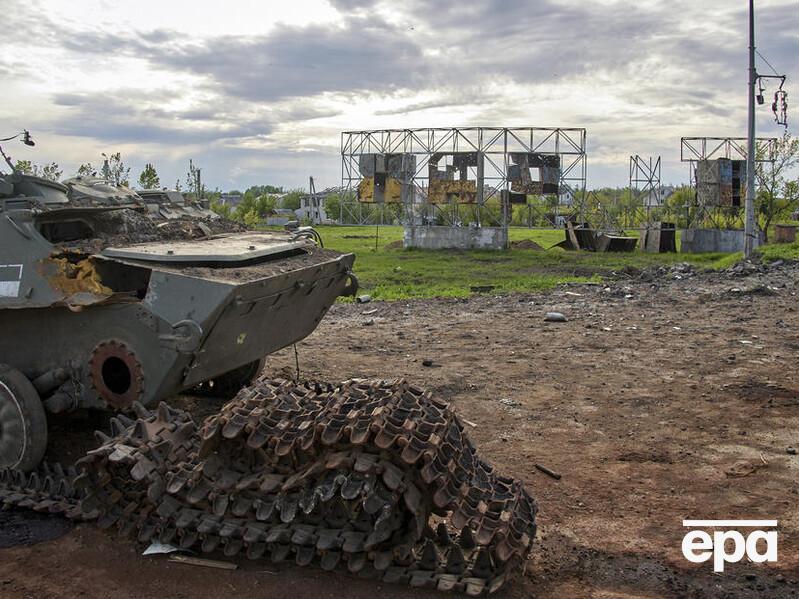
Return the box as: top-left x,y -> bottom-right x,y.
559,188 -> 576,206
643,185 -> 675,207
296,187 -> 341,224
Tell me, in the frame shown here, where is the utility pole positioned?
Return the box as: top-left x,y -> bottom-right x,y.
744,0 -> 757,258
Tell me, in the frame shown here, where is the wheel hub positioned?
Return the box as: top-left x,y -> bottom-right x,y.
89,341 -> 145,409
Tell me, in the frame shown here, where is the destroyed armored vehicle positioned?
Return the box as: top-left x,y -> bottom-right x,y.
63,177 -> 220,223
61,175 -> 141,207
136,188 -> 219,221
0,169 -> 356,471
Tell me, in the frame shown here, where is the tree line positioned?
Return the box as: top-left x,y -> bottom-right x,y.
8,134 -> 799,235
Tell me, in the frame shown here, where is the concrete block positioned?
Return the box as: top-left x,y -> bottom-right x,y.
403,226 -> 508,250
679,228 -> 762,253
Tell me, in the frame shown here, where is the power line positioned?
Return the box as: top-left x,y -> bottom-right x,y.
755,49 -> 780,76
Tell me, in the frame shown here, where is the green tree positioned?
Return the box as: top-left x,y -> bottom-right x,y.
756,133 -> 799,241
137,163 -> 161,189
184,159 -> 206,200
322,191 -> 354,222
256,195 -> 278,216
231,193 -> 278,223
13,160 -> 33,175
281,189 -> 303,210
245,184 -> 282,196
102,152 -> 130,186
77,162 -> 96,177
14,159 -> 62,181
233,194 -> 257,222
242,209 -> 261,228
40,162 -> 62,182
210,200 -> 232,219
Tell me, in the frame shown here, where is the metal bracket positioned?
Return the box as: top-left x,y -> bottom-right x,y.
159,319 -> 203,353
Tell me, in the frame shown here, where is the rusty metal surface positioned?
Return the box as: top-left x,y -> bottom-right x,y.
0,378 -> 537,595
88,340 -> 145,409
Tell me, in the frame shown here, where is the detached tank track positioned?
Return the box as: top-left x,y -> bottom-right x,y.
0,378 -> 537,595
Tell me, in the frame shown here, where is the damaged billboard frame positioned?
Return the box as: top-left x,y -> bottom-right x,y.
680,137 -> 776,227
340,127 -> 587,226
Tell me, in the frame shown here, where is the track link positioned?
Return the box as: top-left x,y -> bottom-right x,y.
0,378 -> 537,595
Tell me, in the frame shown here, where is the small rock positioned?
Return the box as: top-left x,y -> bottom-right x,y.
422,359 -> 434,367
544,312 -> 567,322
363,318 -> 374,326
356,295 -> 372,304
787,447 -> 797,455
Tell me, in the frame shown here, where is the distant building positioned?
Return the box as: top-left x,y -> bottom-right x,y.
643,185 -> 676,207
219,193 -> 242,207
559,188 -> 575,206
296,187 -> 342,224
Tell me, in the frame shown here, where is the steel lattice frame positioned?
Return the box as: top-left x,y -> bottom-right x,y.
340,127 -> 587,226
680,137 -> 777,229
626,155 -> 662,228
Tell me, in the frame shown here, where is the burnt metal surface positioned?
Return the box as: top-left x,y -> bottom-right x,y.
0,378 -> 537,595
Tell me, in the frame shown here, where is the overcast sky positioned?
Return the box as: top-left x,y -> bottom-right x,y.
1,0 -> 796,191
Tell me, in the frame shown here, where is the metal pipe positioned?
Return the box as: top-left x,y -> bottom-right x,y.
744,0 -> 757,257
32,367 -> 69,395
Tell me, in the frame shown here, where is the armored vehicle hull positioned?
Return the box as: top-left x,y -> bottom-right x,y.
0,172 -> 355,470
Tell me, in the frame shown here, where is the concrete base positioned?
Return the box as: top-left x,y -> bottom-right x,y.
680,228 -> 763,253
403,226 -> 508,250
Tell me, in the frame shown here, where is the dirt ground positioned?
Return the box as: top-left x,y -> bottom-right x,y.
2,260 -> 799,598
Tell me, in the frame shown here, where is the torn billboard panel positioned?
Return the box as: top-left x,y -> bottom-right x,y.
508,153 -> 561,195
357,153 -> 415,203
427,152 -> 482,204
696,159 -> 746,207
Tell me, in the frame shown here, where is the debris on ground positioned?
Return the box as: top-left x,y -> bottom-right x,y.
142,542 -> 181,555
169,555 -> 238,570
544,312 -> 568,322
535,463 -> 562,480
510,239 -> 545,251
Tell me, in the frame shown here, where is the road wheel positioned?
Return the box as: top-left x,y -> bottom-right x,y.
0,365 -> 47,472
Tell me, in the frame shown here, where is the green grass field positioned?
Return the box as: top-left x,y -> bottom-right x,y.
306,225 -> 788,301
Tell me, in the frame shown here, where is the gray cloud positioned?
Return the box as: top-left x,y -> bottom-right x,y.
1,0 -> 796,191
57,17 -> 428,103
51,92 -> 273,144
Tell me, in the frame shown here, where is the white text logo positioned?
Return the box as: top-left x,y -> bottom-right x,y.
682,520 -> 778,572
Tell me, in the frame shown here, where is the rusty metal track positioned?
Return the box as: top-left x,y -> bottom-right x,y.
0,378 -> 537,595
